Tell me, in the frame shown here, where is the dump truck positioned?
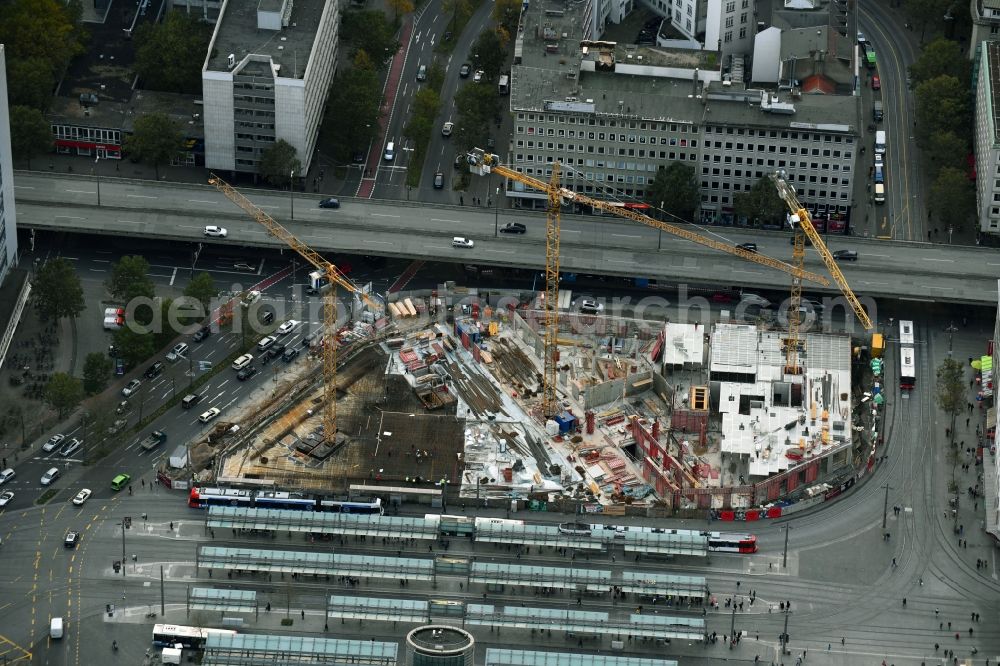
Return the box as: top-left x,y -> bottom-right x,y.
139,430 -> 167,452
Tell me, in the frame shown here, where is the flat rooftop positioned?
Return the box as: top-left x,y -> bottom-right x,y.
207,0 -> 328,76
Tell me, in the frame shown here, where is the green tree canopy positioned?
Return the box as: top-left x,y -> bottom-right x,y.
0,0 -> 86,84
387,0 -> 414,20
108,255 -> 155,305
924,131 -> 968,176
32,257 -> 85,321
183,272 -> 217,312
45,372 -> 84,418
454,82 -> 499,151
259,139 -> 302,187
492,0 -> 520,39
645,162 -> 700,222
5,58 -> 55,111
936,357 -> 965,420
133,12 -> 212,94
733,177 -> 787,228
82,352 -> 113,395
124,113 -> 183,179
341,10 -> 400,65
9,105 -> 52,167
113,325 -> 156,367
470,31 -> 506,82
321,64 -> 382,159
914,75 -> 971,146
909,38 -> 971,88
928,166 -> 975,229
904,0 -> 951,39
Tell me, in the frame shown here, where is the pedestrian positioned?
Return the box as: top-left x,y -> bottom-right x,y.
967,418 -> 970,428
169,521 -> 173,530
128,485 -> 133,495
892,557 -> 897,567
301,610 -> 305,620
841,637 -> 845,645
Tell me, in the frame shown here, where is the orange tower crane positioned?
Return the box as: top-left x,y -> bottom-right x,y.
467,150 -> 830,416
208,174 -> 381,442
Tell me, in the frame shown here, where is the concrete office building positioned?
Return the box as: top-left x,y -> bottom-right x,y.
0,45 -> 19,284
508,1 -> 860,228
974,41 -> 1000,236
405,626 -> 475,666
971,0 -> 1000,59
202,0 -> 339,175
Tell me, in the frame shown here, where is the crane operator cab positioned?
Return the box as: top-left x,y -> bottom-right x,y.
467,148 -> 498,176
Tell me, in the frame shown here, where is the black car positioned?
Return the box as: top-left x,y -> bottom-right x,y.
144,362 -> 164,379
433,172 -> 444,189
282,347 -> 300,362
832,249 -> 859,261
236,366 -> 258,381
64,531 -> 81,548
500,223 -> 527,234
736,242 -> 758,252
192,326 -> 211,342
459,63 -> 472,78
267,342 -> 287,359
319,197 -> 340,209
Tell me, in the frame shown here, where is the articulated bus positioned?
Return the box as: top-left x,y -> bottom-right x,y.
188,487 -> 383,514
900,346 -> 916,390
899,320 -> 914,345
152,624 -> 237,649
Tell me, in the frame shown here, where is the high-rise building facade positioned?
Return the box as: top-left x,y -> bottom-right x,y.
0,44 -> 20,284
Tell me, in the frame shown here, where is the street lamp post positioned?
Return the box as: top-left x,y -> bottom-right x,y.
782,524 -> 791,568
121,518 -> 127,577
290,170 -> 295,220
494,185 -> 500,237
94,155 -> 102,206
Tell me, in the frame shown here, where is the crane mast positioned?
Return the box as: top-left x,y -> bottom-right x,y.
208,174 -> 380,443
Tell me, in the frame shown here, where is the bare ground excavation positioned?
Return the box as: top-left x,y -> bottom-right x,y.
215,346 -> 465,492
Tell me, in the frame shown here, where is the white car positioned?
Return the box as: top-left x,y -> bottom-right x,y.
166,342 -> 189,361
473,70 -> 484,82
40,467 -> 60,486
121,379 -> 141,397
452,236 -> 474,248
71,489 -> 92,506
199,407 -> 222,423
204,226 -> 227,238
232,354 -> 254,371
0,468 -> 14,484
241,290 -> 261,307
256,335 -> 277,351
0,491 -> 13,507
59,438 -> 83,457
42,434 -> 65,452
576,298 -> 604,314
276,320 -> 300,335
441,121 -> 454,137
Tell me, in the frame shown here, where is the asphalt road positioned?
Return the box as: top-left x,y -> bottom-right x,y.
13,174 -> 1000,304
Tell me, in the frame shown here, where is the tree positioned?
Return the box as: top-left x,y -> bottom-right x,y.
108,255 -> 155,304
32,257 -> 85,322
645,162 -> 700,222
914,75 -> 971,147
82,352 -> 113,395
258,139 -> 302,188
909,38 -> 971,88
470,31 -> 506,82
454,82 -> 499,150
733,177 -> 786,227
5,57 -> 56,110
9,105 -> 52,168
184,272 -> 217,311
936,357 -> 964,429
904,0 -> 951,40
45,372 -> 84,419
427,62 -> 447,94
928,167 -> 975,230
0,0 -> 86,81
322,65 -> 381,159
492,0 -> 520,38
124,113 -> 184,179
386,0 -> 414,20
113,326 -> 156,367
133,12 -> 213,94
341,11 -> 400,66
924,131 -> 968,176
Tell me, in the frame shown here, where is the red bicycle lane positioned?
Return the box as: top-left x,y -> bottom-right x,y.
356,18 -> 415,199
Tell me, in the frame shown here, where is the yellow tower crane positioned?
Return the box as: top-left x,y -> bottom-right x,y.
467,150 -> 830,415
769,170 -> 872,373
208,174 -> 381,443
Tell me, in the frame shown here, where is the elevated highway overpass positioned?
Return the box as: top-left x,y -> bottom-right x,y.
13,172 -> 999,305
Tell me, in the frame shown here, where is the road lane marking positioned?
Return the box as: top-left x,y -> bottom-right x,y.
923,258 -> 953,263
371,213 -> 401,218
126,194 -> 157,199
485,250 -> 515,254
363,241 -> 393,245
430,219 -> 463,223
188,200 -> 218,204
611,234 -> 641,239
66,190 -> 94,195
607,260 -> 631,264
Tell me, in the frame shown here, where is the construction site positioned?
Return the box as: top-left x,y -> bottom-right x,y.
177,169 -> 873,513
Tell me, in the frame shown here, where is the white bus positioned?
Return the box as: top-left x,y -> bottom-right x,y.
900,346 -> 916,390
899,319 -> 914,345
